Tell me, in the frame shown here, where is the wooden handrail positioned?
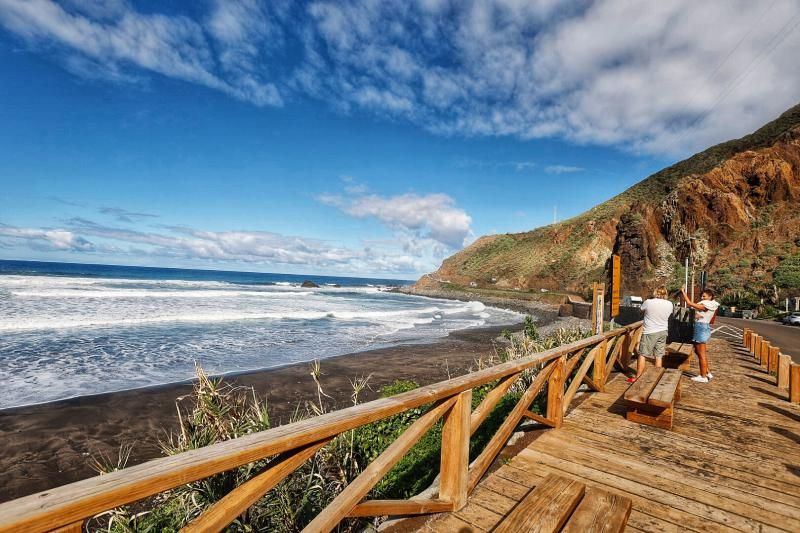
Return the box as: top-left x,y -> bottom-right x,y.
0,322 -> 643,533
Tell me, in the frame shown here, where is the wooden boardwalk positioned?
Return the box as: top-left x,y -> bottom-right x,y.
420,337 -> 800,532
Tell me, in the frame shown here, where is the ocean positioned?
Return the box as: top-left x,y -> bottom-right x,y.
0,260 -> 522,409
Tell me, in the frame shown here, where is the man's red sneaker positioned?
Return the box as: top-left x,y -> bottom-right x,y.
626,376 -> 637,383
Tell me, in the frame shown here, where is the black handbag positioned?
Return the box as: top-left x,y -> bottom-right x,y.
667,307 -> 695,344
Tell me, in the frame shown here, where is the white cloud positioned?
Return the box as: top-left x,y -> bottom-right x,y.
0,225 -> 94,251
320,191 -> 473,249
0,0 -> 281,106
1,1 -> 799,155
545,165 -> 583,174
0,218 -> 430,276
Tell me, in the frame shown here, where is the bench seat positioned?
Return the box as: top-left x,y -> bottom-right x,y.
664,342 -> 694,370
493,474 -> 632,533
624,367 -> 682,429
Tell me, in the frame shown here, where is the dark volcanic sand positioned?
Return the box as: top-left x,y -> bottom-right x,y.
0,324 -> 521,503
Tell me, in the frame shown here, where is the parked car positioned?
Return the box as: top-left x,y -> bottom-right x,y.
783,312 -> 800,326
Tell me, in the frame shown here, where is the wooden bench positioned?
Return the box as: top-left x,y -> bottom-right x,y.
664,342 -> 693,370
624,367 -> 682,430
494,473 -> 632,533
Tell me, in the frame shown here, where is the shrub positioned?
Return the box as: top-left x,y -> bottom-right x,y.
775,254 -> 800,289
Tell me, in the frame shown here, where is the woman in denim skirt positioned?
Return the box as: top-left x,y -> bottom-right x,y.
680,288 -> 720,383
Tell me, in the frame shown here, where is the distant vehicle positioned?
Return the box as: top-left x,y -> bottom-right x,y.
783,312 -> 800,326
623,295 -> 643,308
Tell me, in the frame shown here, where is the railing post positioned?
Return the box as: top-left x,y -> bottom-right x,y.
760,341 -> 771,368
440,389 -> 472,509
547,354 -> 566,428
768,346 -> 780,375
752,335 -> 760,357
743,328 -> 750,348
778,354 -> 791,389
790,364 -> 800,404
593,339 -> 608,391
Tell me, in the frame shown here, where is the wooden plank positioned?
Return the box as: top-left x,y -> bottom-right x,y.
182,438 -> 331,533
493,474 -> 585,533
647,369 -> 681,408
440,390 -> 472,510
624,367 -> 665,404
348,498 -> 453,517
302,396 -> 457,532
561,488 -> 632,533
547,429 -> 800,520
493,465 -> 680,533
470,372 -> 521,435
547,355 -> 566,428
626,405 -> 673,430
790,364 -> 800,404
467,362 -> 557,492
778,354 -> 791,389
533,432 -> 798,528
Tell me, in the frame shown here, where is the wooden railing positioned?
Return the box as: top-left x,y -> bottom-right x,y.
0,322 -> 643,533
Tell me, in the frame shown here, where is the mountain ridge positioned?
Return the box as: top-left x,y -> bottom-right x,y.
416,103 -> 800,300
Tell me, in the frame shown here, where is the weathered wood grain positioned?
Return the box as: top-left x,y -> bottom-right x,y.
647,369 -> 681,408
624,367 -> 665,404
492,474 -> 584,533
561,487 -> 631,533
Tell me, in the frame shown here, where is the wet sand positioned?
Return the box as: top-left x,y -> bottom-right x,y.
0,323 -> 526,503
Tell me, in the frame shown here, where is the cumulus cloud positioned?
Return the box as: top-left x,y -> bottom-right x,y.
320,191 -> 473,250
1,0 -> 799,155
545,165 -> 584,174
0,224 -> 94,251
0,218 -> 430,275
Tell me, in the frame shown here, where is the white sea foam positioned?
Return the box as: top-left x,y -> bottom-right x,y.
0,273 -> 524,408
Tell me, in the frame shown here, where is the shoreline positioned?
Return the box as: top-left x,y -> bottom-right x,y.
0,321 -> 523,503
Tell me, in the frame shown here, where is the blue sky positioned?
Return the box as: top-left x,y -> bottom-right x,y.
1,1 -> 798,278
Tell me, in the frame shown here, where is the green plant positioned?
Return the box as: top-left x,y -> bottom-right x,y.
775,254 -> 800,289
523,315 -> 539,340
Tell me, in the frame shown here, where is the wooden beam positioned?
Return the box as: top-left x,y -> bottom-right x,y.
778,354 -> 791,389
467,361 -> 557,492
469,372 -> 521,435
547,355 -> 567,428
563,345 -> 602,413
301,396 -> 457,532
439,390 -> 471,510
181,438 -> 331,533
347,499 -> 453,518
523,410 -> 557,427
790,364 -> 800,404
48,523 -> 82,533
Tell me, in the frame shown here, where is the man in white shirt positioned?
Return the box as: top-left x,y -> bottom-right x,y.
629,287 -> 674,383
681,288 -> 720,383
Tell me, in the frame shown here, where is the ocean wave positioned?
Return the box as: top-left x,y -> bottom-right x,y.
10,289 -> 314,299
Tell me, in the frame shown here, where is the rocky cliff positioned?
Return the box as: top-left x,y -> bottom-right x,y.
417,103 -> 800,298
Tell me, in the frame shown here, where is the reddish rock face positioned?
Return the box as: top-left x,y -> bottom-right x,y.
417,107 -> 800,296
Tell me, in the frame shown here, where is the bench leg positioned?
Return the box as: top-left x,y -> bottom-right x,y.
626,402 -> 674,430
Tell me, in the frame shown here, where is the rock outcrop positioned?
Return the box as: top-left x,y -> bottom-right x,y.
417,103 -> 800,296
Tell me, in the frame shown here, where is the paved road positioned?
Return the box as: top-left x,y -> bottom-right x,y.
716,316 -> 800,362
